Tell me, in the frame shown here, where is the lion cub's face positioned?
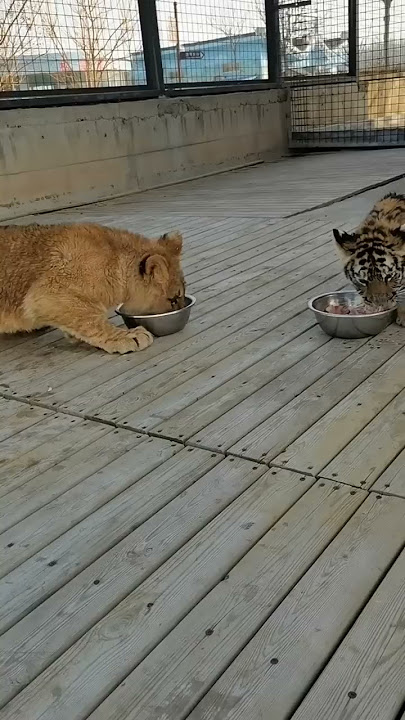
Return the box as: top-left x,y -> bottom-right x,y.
127,231 -> 186,315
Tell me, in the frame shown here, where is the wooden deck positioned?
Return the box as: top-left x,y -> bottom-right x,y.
1,149 -> 405,720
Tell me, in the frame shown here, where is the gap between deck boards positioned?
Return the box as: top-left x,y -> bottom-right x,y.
0,391 -> 397,498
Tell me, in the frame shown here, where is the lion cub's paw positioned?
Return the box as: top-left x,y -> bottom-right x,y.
129,326 -> 154,350
104,327 -> 154,354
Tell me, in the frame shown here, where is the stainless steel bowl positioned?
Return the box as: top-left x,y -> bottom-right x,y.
116,294 -> 196,336
308,291 -> 396,339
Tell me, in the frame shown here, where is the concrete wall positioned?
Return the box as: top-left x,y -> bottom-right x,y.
0,89 -> 289,221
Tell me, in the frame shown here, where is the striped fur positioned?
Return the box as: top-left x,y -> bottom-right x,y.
333,193 -> 405,325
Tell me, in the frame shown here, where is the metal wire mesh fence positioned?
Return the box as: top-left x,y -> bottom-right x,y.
151,0 -> 268,86
280,0 -> 349,78
3,0 -> 405,150
0,0 -> 145,92
289,0 -> 405,148
0,0 -> 278,96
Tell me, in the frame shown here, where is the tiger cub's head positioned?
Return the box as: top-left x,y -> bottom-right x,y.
333,227 -> 405,309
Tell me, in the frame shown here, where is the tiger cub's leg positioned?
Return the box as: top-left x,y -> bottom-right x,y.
396,306 -> 405,327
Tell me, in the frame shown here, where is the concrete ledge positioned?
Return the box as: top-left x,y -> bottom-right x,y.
0,89 -> 289,220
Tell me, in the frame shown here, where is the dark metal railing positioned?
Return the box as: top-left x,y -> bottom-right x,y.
0,0 -> 282,110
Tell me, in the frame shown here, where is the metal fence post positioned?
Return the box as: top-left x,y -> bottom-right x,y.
348,0 -> 358,77
265,0 -> 281,83
138,0 -> 165,94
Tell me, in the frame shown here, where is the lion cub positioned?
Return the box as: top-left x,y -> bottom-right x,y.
0,223 -> 185,353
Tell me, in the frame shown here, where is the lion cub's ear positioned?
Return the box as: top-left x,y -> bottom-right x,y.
139,254 -> 169,286
158,231 -> 183,254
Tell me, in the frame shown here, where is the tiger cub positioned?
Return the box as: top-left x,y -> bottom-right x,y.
333,192 -> 405,326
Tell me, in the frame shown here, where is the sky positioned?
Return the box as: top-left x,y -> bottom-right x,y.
156,0 -> 405,46
11,0 -> 405,59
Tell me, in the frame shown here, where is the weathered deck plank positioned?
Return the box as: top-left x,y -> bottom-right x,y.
321,388 -> 405,487
272,343 -> 405,477
189,233 -> 331,294
182,214 -> 311,260
186,495 -> 405,720
85,480 -> 365,720
371,448 -> 405,498
1,433 -> 162,576
182,217 -> 309,268
0,398 -> 53,442
291,548 -> 405,720
1,465 -> 311,720
0,447 -> 223,705
42,265 -> 344,415
54,150 -> 405,219
0,428 -> 145,531
0,414 -> 109,498
187,337 -> 365,453
119,323 -> 328,433
152,326 -> 398,444
2,151 -> 405,720
185,219 -> 329,284
0,436 -> 182,632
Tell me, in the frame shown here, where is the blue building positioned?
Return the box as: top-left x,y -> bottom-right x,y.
131,30 -> 348,86
132,32 -> 268,85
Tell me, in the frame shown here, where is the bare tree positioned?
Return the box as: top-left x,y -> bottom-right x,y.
0,0 -> 42,90
211,16 -> 247,79
254,0 -> 265,25
44,0 -> 139,88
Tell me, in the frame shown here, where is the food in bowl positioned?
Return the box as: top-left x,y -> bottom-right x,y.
308,291 -> 396,339
324,300 -> 378,316
116,294 -> 196,336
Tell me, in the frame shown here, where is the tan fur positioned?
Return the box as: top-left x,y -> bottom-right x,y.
0,223 -> 185,353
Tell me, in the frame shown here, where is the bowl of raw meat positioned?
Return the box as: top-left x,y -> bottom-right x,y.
308,291 -> 396,338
